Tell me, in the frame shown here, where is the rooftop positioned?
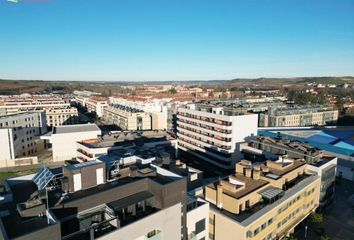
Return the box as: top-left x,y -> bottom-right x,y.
53,123 -> 101,134
180,103 -> 251,116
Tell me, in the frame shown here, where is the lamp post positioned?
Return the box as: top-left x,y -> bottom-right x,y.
305,225 -> 308,238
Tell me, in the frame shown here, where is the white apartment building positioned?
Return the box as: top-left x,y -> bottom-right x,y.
259,106 -> 338,127
0,112 -> 47,165
109,95 -> 170,113
109,95 -> 169,130
177,104 -> 258,169
41,123 -> 101,162
75,96 -> 108,117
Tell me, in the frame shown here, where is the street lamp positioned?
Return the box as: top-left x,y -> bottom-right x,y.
305,225 -> 308,238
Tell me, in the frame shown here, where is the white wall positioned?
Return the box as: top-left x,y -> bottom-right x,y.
231,114 -> 258,146
186,201 -> 209,240
0,129 -> 13,161
99,203 -> 182,240
49,130 -> 101,161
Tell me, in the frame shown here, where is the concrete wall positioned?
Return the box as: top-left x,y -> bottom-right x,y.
186,201 -> 209,240
0,129 -> 13,161
99,203 -> 182,240
48,130 -> 101,161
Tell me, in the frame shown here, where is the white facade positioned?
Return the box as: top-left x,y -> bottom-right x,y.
186,199 -> 209,240
99,203 -> 182,240
177,104 -> 258,169
41,124 -> 101,162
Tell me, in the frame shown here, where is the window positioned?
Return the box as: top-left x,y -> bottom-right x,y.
268,218 -> 273,225
261,223 -> 267,230
195,219 -> 205,234
254,228 -> 260,236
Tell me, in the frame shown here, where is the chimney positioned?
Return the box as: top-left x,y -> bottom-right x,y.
253,170 -> 261,180
245,168 -> 252,178
216,184 -> 223,209
235,163 -> 244,174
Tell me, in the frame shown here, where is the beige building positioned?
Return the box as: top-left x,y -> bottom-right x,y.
151,111 -> 167,130
75,95 -> 108,117
104,105 -> 167,131
104,106 -> 152,130
46,107 -> 79,127
259,106 -> 338,127
205,158 -> 320,240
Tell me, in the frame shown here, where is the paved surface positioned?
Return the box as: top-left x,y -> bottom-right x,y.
296,178 -> 354,240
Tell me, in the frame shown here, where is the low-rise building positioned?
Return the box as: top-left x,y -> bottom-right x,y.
0,95 -> 70,115
0,112 -> 47,166
177,104 -> 258,169
0,95 -> 79,128
205,159 -> 320,240
104,105 -> 152,130
75,95 -> 108,117
41,124 -> 102,162
259,106 -> 338,127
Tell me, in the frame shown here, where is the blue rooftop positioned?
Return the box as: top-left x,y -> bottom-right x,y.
258,130 -> 354,157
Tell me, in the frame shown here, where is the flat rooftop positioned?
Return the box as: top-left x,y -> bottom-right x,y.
208,174 -> 268,199
210,173 -> 315,223
78,131 -> 173,149
260,128 -> 354,156
180,104 -> 251,116
53,123 -> 100,134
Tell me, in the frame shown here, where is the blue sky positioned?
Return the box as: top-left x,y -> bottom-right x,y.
0,0 -> 353,81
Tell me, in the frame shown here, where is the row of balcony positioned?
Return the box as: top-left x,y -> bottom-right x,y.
178,112 -> 232,127
178,131 -> 232,150
178,124 -> 232,142
178,117 -> 232,134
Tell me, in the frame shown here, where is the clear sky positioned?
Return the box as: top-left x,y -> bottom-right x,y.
0,0 -> 353,81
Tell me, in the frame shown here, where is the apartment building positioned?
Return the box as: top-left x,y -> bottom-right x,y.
104,105 -> 152,130
0,95 -> 79,127
41,124 -> 102,162
177,104 -> 258,169
0,157 -> 189,240
205,158 -> 320,240
75,95 -> 108,117
259,106 -> 338,127
0,112 -> 47,166
0,95 -> 70,115
109,95 -> 170,112
242,136 -> 337,209
45,107 -> 78,127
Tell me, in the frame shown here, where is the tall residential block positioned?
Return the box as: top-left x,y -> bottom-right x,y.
177,104 -> 258,169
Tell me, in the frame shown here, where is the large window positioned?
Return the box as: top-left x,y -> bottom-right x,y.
195,218 -> 205,234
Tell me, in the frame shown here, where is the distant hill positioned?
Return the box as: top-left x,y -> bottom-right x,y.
0,76 -> 352,95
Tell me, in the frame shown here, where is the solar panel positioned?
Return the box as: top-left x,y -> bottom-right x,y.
32,167 -> 55,191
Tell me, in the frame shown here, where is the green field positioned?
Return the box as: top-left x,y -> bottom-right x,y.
0,169 -> 38,183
